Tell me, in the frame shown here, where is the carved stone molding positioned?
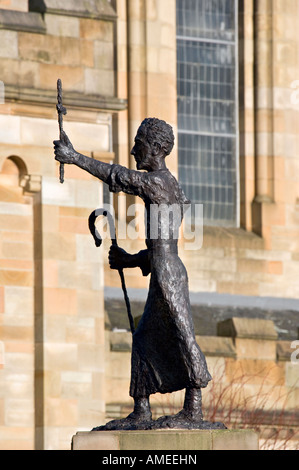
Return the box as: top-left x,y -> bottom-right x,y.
4,85 -> 127,112
29,0 -> 117,21
0,9 -> 46,34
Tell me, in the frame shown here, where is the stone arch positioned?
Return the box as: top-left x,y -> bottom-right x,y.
0,155 -> 41,196
0,155 -> 28,182
0,156 -> 29,202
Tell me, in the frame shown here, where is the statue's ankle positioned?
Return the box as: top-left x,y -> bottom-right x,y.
133,397 -> 152,419
183,388 -> 203,420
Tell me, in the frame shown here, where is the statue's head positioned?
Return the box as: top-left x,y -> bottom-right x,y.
131,118 -> 175,171
138,118 -> 175,157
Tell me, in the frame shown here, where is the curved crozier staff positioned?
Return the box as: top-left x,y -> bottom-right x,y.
89,208 -> 135,335
56,79 -> 67,184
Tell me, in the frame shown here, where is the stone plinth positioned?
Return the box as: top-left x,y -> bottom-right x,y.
72,429 -> 259,451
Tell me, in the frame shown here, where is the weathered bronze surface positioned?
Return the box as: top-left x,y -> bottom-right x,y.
56,79 -> 67,184
54,117 -> 226,431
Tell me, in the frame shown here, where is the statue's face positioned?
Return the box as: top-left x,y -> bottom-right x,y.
131,130 -> 154,171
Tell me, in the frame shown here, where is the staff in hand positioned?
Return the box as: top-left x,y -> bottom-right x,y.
56,79 -> 67,184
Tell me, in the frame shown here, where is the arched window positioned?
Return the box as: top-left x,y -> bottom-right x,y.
0,156 -> 27,186
176,0 -> 239,227
0,156 -> 28,202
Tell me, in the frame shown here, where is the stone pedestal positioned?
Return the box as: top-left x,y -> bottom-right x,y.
72,429 -> 259,451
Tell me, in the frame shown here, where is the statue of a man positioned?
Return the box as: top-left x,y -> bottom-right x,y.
54,118 -> 221,430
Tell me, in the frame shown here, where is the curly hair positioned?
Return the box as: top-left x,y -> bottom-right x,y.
138,118 -> 175,157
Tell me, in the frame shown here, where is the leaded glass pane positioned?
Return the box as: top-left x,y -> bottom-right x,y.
176,0 -> 238,226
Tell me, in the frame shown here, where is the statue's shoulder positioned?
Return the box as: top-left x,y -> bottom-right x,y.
149,170 -> 191,205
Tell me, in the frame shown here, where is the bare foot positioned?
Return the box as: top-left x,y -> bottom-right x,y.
93,409 -> 153,431
151,408 -> 203,430
93,396 -> 153,431
151,409 -> 227,430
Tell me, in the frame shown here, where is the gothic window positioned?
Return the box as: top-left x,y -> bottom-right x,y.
176,0 -> 239,226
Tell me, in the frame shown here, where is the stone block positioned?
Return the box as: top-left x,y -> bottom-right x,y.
237,258 -> 267,273
1,240 -> 32,259
0,287 -> 3,313
0,371 -> 33,400
42,232 -> 76,261
80,18 -> 113,41
65,317 -> 96,344
18,32 -> 60,63
5,399 -> 34,427
77,344 -> 104,373
44,315 -> 66,343
94,40 -> 114,70
44,343 -> 78,370
57,261 -> 93,290
225,359 -> 285,386
217,317 -> 278,341
0,342 -> 4,368
285,362 -> 299,389
0,115 -> 21,145
39,63 -> 84,92
18,60 -> 41,88
277,341 -> 294,362
106,351 -> 131,381
60,37 -> 81,66
0,30 -> 18,59
44,13 -> 80,38
4,350 -> 33,372
42,205 -> 59,234
77,290 -> 102,317
234,338 -> 277,360
29,0 -> 117,20
71,429 -> 259,451
0,10 -> 45,33
110,331 -> 132,352
84,68 -> 114,97
211,429 -> 259,451
0,0 -> 28,12
217,281 -> 260,297
59,216 -> 90,235
79,40 -> 94,67
45,398 -> 78,427
0,270 -> 33,287
0,400 -> 5,425
196,336 -> 236,358
78,398 -> 105,427
266,261 -> 283,275
44,287 -> 77,316
42,177 -> 102,209
0,325 -> 33,342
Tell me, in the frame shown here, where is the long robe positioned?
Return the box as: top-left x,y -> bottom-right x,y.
107,164 -> 212,398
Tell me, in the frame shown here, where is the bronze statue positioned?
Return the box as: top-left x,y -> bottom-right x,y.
54,117 -> 225,431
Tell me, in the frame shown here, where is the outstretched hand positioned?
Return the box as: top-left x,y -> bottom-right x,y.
53,131 -> 77,164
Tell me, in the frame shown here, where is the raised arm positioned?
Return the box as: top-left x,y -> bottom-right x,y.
54,131 -> 111,183
54,131 -> 150,199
